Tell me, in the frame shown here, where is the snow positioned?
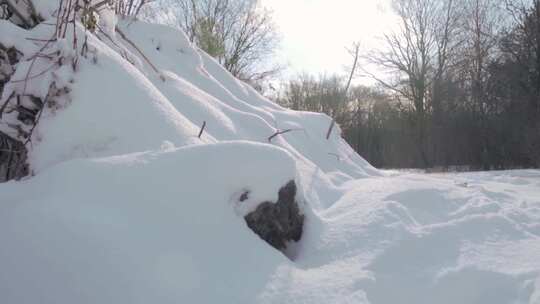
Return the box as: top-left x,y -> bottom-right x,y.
0,142 -> 297,304
0,20 -> 35,53
1,4 -> 540,304
32,0 -> 60,20
29,27 -> 206,171
2,166 -> 539,303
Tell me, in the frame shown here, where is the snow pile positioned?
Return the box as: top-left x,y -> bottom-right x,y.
0,142 -> 299,304
1,3 -> 540,304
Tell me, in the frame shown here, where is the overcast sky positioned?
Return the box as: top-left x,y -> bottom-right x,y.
261,0 -> 395,80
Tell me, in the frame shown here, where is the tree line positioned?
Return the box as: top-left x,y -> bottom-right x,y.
276,0 -> 540,170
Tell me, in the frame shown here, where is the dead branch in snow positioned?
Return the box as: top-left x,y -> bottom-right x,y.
198,121 -> 207,139
268,129 -> 293,142
267,128 -> 304,143
115,26 -> 163,79
326,119 -> 335,140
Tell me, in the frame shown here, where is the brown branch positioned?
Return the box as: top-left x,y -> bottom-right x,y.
326,119 -> 335,140
268,128 -> 293,142
96,24 -> 123,49
54,0 -> 63,36
115,26 -> 163,78
198,121 -> 206,138
25,37 -> 58,42
267,128 -> 305,142
344,42 -> 360,95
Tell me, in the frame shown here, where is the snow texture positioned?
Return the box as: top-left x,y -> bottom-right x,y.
0,5 -> 539,304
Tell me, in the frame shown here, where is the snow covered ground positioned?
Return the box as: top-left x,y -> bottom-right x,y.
1,4 -> 540,303
290,169 -> 540,304
1,166 -> 539,303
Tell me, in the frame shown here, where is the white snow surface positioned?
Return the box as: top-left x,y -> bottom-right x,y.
1,11 -> 540,304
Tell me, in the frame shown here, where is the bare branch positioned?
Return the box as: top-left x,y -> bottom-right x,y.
198,121 -> 206,138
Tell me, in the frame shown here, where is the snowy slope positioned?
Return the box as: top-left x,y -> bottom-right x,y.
1,6 -> 540,304
19,18 -> 378,181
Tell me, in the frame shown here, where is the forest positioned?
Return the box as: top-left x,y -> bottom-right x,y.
275,0 -> 540,170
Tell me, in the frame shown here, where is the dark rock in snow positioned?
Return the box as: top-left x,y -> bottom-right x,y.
0,131 -> 29,182
244,180 -> 304,252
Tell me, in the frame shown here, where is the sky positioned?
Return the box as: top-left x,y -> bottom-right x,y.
261,0 -> 395,80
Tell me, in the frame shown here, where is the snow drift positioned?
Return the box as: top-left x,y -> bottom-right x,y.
1,3 -> 540,304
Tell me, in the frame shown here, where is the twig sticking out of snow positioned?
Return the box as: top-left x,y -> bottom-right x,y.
268,128 -> 304,143
25,38 -> 57,42
95,24 -> 134,64
326,119 -> 335,140
268,129 -> 293,142
198,121 -> 206,139
115,26 -> 164,80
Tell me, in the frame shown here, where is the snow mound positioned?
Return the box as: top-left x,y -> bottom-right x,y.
0,142 -> 298,304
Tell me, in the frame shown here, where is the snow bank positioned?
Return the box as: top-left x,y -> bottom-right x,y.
0,141 -> 298,304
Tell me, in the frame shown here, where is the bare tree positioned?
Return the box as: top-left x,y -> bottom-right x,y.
276,1 -> 538,170
460,0 -> 502,110
455,0 -> 504,168
144,0 -> 281,84
431,0 -> 461,104
361,0 -> 460,167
